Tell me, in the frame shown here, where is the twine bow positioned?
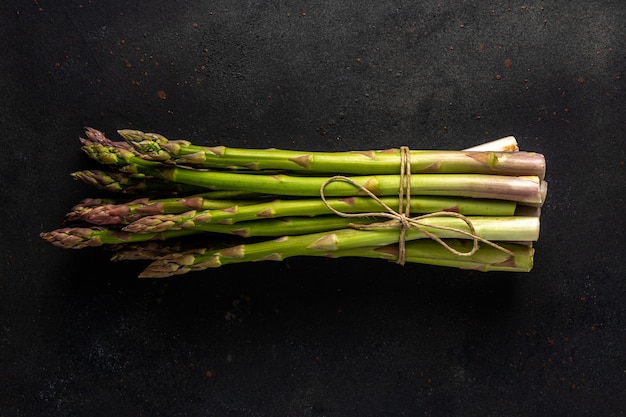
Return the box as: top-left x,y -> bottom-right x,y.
319,146 -> 513,265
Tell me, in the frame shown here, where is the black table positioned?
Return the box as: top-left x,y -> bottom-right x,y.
2,1 -> 625,416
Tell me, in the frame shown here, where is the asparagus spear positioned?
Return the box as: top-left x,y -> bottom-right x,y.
90,127 -> 520,155
139,216 -> 540,277
122,195 -> 517,233
166,168 -> 547,205
104,223 -> 533,273
127,240 -> 532,272
325,240 -> 534,272
41,214 -> 539,249
117,129 -> 545,178
109,237 -> 533,272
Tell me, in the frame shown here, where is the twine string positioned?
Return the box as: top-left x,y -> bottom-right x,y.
319,146 -> 514,265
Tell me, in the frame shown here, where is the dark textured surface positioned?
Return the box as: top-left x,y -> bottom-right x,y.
2,1 -> 625,416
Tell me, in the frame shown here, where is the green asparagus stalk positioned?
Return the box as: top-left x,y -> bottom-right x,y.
105,227 -> 533,273
138,216 -> 540,277
138,215 -> 540,242
163,168 -> 547,205
324,240 -> 534,272
41,214 -> 539,250
119,239 -> 532,272
94,127 -> 520,156
122,195 -> 517,233
117,129 -> 545,178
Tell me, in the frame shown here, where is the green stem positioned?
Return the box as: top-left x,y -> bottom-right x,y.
118,129 -> 545,178
111,238 -> 533,272
327,240 -> 534,272
163,168 -> 547,205
139,216 -> 540,277
122,195 -> 517,233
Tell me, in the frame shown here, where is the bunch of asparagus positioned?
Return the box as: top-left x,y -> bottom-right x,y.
40,128 -> 547,278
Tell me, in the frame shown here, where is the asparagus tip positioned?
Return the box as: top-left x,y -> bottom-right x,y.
139,253 -> 195,278
40,228 -> 102,249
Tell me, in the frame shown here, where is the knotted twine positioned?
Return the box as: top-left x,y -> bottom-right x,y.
319,146 -> 514,265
